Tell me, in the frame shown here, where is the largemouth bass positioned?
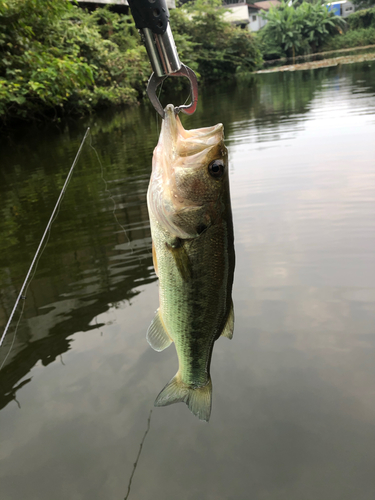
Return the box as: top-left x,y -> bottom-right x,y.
147,104 -> 235,422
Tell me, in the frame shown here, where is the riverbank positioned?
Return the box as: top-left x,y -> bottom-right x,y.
0,1 -> 260,125
256,51 -> 375,74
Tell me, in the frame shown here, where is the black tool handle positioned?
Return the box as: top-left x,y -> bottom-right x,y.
128,0 -> 170,35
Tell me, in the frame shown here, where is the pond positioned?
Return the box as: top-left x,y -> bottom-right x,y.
1,61 -> 375,500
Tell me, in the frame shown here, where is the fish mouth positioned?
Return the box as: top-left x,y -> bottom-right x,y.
161,104 -> 224,158
148,104 -> 226,239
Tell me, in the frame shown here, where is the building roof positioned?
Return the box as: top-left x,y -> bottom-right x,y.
224,4 -> 250,23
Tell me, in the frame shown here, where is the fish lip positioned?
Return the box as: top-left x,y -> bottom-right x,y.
161,104 -> 224,160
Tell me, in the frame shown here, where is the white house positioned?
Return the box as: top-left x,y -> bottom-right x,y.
224,1 -> 281,32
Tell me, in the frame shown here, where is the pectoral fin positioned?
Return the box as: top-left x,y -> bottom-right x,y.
147,309 -> 172,352
166,242 -> 192,281
220,301 -> 234,340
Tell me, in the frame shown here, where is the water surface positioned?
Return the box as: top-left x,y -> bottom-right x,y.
1,62 -> 375,500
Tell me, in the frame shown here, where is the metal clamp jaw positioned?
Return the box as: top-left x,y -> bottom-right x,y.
146,63 -> 198,119
128,0 -> 198,118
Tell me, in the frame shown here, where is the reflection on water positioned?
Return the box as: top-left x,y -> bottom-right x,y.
0,62 -> 375,499
0,105 -> 158,406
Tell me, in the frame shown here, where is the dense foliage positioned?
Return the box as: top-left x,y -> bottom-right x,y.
171,0 -> 262,80
320,7 -> 375,50
0,0 -> 262,123
2,0 -> 373,124
321,26 -> 375,49
0,0 -> 152,123
351,0 -> 375,11
347,6 -> 375,29
258,1 -> 346,60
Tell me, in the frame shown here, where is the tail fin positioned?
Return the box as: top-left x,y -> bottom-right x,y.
154,374 -> 212,422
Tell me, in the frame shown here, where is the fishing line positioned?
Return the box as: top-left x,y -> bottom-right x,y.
88,135 -> 133,253
124,409 -> 153,500
88,135 -> 151,270
0,127 -> 90,367
156,77 -> 166,135
0,300 -> 25,371
183,88 -> 192,107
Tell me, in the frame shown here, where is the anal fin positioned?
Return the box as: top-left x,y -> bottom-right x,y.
147,309 -> 172,352
220,301 -> 234,340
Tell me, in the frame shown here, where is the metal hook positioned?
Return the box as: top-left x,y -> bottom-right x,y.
147,64 -> 198,119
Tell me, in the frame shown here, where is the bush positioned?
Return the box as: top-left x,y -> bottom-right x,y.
347,7 -> 375,29
170,0 -> 263,81
0,0 -> 150,123
351,0 -> 375,11
256,30 -> 288,61
260,1 -> 346,59
320,6 -> 375,51
321,26 -> 375,50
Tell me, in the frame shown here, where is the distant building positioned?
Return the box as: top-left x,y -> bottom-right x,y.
223,1 -> 281,32
326,0 -> 355,17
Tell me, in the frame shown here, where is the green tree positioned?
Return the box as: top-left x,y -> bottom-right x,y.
260,1 -> 345,60
259,2 -> 305,61
171,0 -> 262,81
298,1 -> 346,52
0,0 -> 150,123
0,0 -> 263,123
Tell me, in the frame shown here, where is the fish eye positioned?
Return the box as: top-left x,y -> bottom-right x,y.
208,159 -> 225,179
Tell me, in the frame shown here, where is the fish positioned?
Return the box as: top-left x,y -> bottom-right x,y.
146,104 -> 235,422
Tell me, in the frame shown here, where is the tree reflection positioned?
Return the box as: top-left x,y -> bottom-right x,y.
0,106 -> 159,410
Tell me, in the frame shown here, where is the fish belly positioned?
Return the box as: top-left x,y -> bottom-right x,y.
151,212 -> 232,387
